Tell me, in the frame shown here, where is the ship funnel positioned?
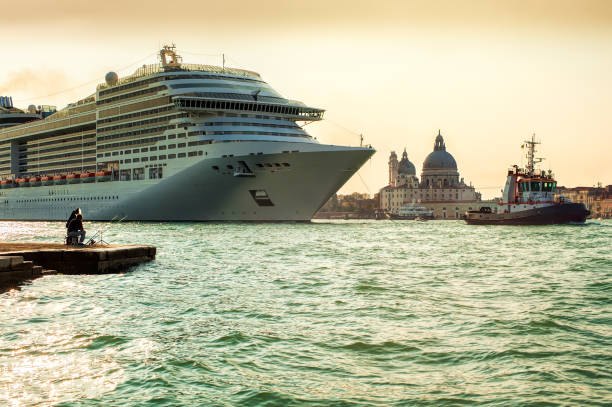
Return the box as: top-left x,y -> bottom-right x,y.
0,96 -> 14,108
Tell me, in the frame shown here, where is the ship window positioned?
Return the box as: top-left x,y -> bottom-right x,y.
282,163 -> 290,167
198,151 -> 203,156
159,145 -> 166,150
531,181 -> 541,191
178,143 -> 186,148
168,134 -> 176,139
105,153 -> 111,157
133,167 -> 144,180
178,153 -> 186,158
150,147 -> 157,151
141,148 -> 148,153
168,144 -> 176,149
120,169 -> 131,181
150,156 -> 157,161
212,165 -> 219,170
149,167 -> 162,179
168,154 -> 176,159
188,151 -> 197,157
133,149 -> 140,153
159,155 -> 166,160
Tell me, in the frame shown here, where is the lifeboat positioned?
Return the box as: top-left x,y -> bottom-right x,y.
28,177 -> 42,187
41,176 -> 54,186
15,178 -> 30,187
80,172 -> 96,183
95,170 -> 112,182
67,173 -> 81,184
0,179 -> 14,189
53,175 -> 67,185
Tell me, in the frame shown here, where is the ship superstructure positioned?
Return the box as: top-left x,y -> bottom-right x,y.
0,45 -> 374,221
0,96 -> 54,131
464,135 -> 588,225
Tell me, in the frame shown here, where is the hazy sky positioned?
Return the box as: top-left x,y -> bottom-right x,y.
1,0 -> 611,197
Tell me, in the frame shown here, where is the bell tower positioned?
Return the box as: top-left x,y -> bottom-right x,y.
389,151 -> 398,187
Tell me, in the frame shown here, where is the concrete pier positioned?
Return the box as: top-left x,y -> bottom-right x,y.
0,243 -> 156,292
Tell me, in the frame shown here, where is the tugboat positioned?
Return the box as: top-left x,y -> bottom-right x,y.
464,135 -> 589,225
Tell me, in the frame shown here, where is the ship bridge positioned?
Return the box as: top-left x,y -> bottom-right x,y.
172,96 -> 323,122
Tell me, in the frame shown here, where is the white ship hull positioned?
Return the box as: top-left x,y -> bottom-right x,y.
0,141 -> 373,221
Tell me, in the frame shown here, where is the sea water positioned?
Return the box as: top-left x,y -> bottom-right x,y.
0,220 -> 610,406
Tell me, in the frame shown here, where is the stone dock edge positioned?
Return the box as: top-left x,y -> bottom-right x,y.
0,243 -> 156,292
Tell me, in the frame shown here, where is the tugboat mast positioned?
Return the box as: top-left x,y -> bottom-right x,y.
524,133 -> 543,176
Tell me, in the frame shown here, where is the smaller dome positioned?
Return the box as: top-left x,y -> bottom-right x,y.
27,105 -> 37,114
398,149 -> 416,175
105,72 -> 119,86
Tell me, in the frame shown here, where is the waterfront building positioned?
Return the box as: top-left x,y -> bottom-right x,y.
379,131 -> 487,219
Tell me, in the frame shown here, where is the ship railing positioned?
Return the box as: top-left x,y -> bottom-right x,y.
96,63 -> 262,91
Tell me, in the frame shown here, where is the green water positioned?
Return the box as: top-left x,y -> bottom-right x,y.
1,220 -> 611,406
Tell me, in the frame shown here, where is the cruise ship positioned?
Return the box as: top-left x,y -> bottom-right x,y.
0,46 -> 374,221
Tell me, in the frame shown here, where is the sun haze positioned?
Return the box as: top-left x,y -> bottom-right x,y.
2,0 -> 610,198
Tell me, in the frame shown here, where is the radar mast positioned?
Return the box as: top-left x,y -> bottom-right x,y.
524,133 -> 543,176
160,44 -> 182,69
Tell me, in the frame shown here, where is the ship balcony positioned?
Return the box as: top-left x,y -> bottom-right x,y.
172,96 -> 324,121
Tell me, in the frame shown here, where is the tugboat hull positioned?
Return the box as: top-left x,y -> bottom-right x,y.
464,203 -> 589,225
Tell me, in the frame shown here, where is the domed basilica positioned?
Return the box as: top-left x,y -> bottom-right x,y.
380,131 -> 482,219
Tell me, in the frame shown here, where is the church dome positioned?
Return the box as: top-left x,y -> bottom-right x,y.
422,131 -> 457,170
398,149 -> 416,175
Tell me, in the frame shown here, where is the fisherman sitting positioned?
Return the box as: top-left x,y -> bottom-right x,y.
67,213 -> 86,245
66,208 -> 81,229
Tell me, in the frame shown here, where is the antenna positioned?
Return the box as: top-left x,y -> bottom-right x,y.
360,133 -> 363,147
